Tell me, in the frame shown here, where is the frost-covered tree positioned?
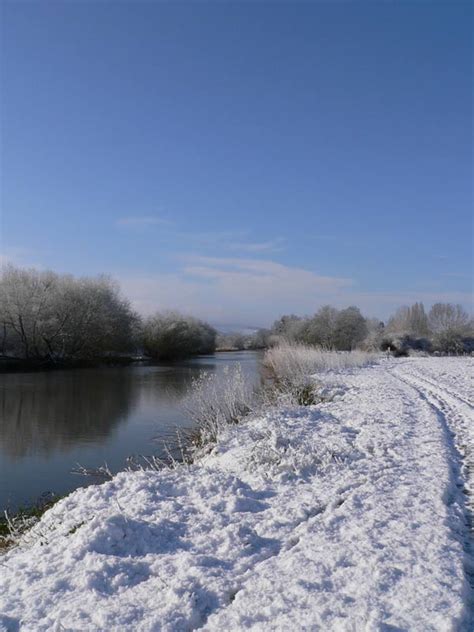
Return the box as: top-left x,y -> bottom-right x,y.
386,306 -> 410,333
0,265 -> 57,358
428,303 -> 470,334
428,303 -> 473,354
383,301 -> 473,354
247,328 -> 273,349
304,306 -> 338,347
332,306 -> 368,350
55,275 -> 138,358
216,332 -> 246,350
362,318 -> 385,351
272,306 -> 370,350
387,302 -> 429,336
271,314 -> 306,342
409,302 -> 430,337
142,311 -> 216,361
0,265 -> 137,361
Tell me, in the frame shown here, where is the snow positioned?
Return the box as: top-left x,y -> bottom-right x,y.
0,357 -> 473,631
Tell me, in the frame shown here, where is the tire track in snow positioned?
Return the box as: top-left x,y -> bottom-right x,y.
390,366 -> 474,631
397,369 -> 474,410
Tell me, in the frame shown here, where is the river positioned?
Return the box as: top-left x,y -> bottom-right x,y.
0,351 -> 262,512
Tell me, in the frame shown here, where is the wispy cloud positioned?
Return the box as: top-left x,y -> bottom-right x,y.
118,253 -> 473,326
119,255 -> 354,326
116,215 -> 172,227
229,238 -> 286,253
172,230 -> 248,246
180,255 -> 350,288
115,219 -> 285,254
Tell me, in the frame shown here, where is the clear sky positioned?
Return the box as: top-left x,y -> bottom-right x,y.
1,1 -> 472,327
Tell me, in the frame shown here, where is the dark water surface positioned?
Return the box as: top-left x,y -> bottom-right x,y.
0,351 -> 262,511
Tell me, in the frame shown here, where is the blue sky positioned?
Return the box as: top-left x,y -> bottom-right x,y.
1,1 -> 472,326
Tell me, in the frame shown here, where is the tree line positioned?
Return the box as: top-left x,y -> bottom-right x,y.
269,301 -> 474,355
0,265 -> 216,364
0,265 -> 472,366
381,301 -> 473,355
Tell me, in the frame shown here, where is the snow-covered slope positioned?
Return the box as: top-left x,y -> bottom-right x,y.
0,358 -> 472,631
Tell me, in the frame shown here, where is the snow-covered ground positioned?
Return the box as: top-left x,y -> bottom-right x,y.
0,358 -> 472,631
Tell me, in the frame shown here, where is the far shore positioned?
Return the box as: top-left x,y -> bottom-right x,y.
0,349 -> 264,374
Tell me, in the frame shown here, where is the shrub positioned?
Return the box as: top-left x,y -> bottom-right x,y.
142,311 -> 216,361
182,364 -> 254,448
432,330 -> 466,355
0,492 -> 61,550
381,334 -> 431,355
428,303 -> 473,354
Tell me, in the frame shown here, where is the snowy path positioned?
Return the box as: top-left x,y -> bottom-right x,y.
389,359 -> 474,615
0,358 -> 472,631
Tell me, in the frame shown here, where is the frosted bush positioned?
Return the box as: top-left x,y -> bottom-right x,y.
142,311 -> 216,361
0,512 -> 39,549
183,364 -> 255,449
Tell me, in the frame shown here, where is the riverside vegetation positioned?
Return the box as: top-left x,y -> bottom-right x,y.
0,264 -> 472,370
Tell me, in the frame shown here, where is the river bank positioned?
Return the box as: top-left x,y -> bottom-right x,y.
0,354 -> 154,373
0,352 -> 263,513
1,356 -> 472,630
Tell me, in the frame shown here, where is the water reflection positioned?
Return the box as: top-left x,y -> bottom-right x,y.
0,369 -> 137,457
0,352 -> 261,510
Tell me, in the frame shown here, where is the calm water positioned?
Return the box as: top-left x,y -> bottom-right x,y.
0,351 -> 262,512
